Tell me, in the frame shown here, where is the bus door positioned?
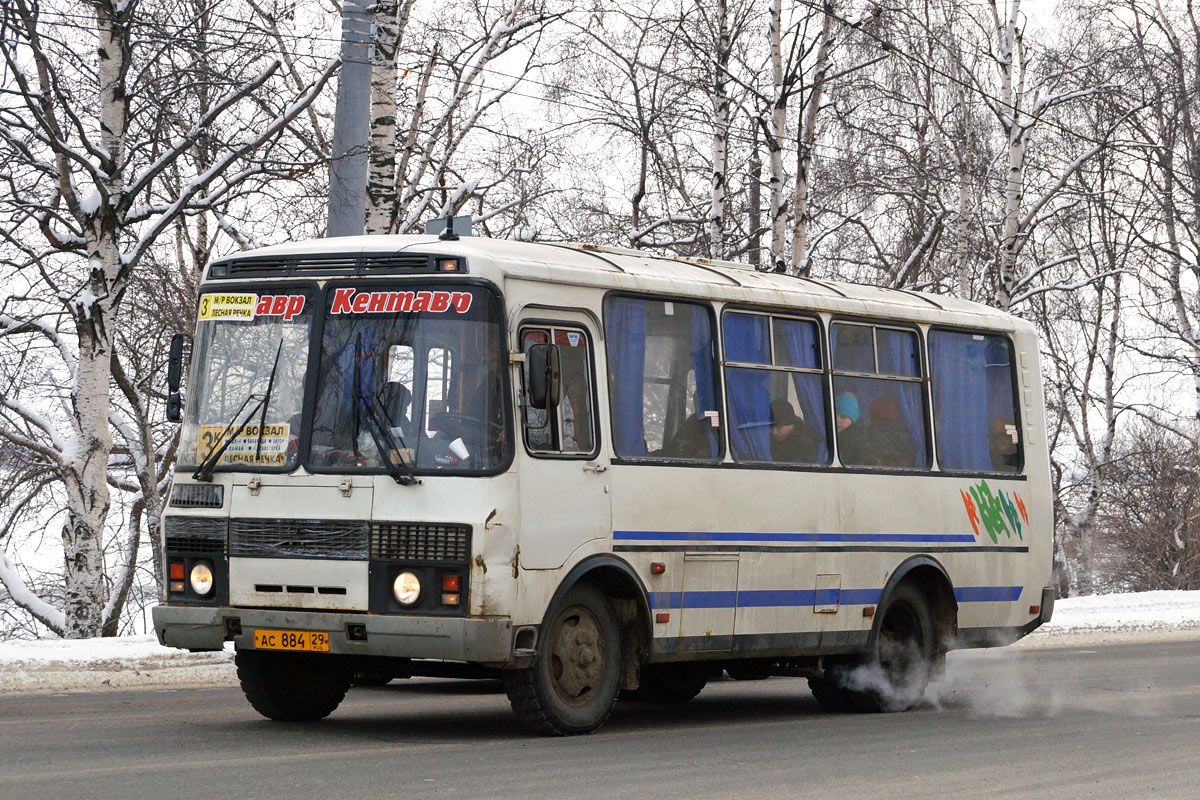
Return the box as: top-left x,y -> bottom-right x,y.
516,316 -> 611,569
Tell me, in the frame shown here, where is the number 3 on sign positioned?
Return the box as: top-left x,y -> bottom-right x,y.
199,295 -> 210,318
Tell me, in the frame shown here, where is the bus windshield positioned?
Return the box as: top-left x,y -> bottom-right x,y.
308,283 -> 509,474
179,289 -> 314,469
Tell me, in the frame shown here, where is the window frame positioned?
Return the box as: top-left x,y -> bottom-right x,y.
518,321 -> 602,460
927,325 -> 1025,476
299,276 -> 515,479
719,306 -> 832,467
602,291 -> 725,466
181,279 -> 321,475
828,316 -> 932,472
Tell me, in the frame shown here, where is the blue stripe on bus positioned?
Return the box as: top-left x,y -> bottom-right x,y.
954,585 -> 1023,602
614,531 -> 978,543
649,586 -> 1022,610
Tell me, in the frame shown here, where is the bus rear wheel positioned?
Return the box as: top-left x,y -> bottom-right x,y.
502,582 -> 621,735
809,583 -> 936,714
235,650 -> 352,722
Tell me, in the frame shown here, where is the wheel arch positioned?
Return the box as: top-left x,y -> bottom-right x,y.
875,555 -> 959,653
543,554 -> 653,690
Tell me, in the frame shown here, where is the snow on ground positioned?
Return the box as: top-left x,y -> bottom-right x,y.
1,591 -> 1199,695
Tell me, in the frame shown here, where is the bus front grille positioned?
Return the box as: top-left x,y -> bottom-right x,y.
229,519 -> 369,560
164,517 -> 226,553
371,522 -> 470,562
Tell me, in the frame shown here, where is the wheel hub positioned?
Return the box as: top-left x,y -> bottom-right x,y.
549,607 -> 604,704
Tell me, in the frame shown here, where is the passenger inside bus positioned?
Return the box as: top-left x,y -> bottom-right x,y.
379,380 -> 414,439
835,392 -> 870,465
989,416 -> 1020,472
867,396 -> 917,467
769,399 -> 817,463
660,412 -> 716,459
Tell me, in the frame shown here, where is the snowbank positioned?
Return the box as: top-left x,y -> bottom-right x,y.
1,591 -> 1199,694
1013,589 -> 1200,649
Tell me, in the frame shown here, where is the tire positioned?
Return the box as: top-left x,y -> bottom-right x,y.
808,670 -> 855,713
632,663 -> 709,703
235,650 -> 352,722
845,582 -> 937,713
502,582 -> 622,735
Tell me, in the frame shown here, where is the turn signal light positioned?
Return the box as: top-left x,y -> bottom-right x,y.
650,562 -> 666,575
437,258 -> 460,272
655,613 -> 670,624
169,562 -> 185,580
1029,605 -> 1040,615
442,574 -> 461,592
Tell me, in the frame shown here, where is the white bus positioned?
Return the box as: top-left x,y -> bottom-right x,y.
154,235 -> 1054,734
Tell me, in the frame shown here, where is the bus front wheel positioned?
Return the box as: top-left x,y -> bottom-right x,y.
502,582 -> 622,735
235,650 -> 351,721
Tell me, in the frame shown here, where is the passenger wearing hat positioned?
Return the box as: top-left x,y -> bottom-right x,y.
769,398 -> 817,463
835,391 -> 869,465
867,396 -> 916,467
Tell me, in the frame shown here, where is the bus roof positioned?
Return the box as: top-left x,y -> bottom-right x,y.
210,235 -> 1030,332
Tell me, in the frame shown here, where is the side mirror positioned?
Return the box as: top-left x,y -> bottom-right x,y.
167,334 -> 185,423
526,343 -> 561,411
168,334 -> 184,392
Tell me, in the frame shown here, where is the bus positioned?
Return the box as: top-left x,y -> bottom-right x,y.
153,234 -> 1054,735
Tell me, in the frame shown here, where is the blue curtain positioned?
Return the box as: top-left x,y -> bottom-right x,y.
985,338 -> 1015,423
607,298 -> 648,457
722,314 -> 770,460
929,331 -> 989,470
337,325 -> 378,412
691,309 -> 719,458
885,330 -> 927,467
781,320 -> 829,463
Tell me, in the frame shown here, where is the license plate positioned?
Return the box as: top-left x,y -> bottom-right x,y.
253,629 -> 330,652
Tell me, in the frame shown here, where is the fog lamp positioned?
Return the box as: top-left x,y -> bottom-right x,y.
189,562 -> 214,596
393,571 -> 421,605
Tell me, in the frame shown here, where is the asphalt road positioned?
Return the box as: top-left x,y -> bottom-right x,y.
2,639 -> 1198,800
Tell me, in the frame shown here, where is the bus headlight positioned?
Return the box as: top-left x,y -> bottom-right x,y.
393,571 -> 421,605
189,562 -> 214,596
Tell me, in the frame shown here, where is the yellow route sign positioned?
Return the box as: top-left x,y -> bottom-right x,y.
198,293 -> 256,321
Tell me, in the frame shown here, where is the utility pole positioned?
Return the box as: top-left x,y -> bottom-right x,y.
327,0 -> 374,237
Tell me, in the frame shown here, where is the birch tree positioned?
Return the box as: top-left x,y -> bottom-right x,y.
0,0 -> 337,637
363,0 -> 559,236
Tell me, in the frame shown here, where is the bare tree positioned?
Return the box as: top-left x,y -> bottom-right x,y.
0,0 -> 336,637
364,0 -> 560,236
1102,421 -> 1199,591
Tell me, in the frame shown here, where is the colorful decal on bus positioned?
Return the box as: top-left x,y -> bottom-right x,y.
961,480 -> 1030,543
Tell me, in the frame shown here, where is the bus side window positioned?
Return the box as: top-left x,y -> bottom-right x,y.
604,296 -> 720,461
929,330 -> 1021,473
831,322 -> 929,469
520,326 -> 597,456
723,311 -> 830,465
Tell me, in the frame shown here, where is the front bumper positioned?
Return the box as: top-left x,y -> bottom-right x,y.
152,604 -> 514,664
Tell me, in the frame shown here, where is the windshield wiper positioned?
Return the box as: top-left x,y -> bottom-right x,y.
358,391 -> 419,486
253,340 -> 285,461
192,394 -> 265,481
353,333 -> 418,486
193,341 -> 284,482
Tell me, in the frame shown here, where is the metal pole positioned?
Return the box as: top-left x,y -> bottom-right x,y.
327,0 -> 373,237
